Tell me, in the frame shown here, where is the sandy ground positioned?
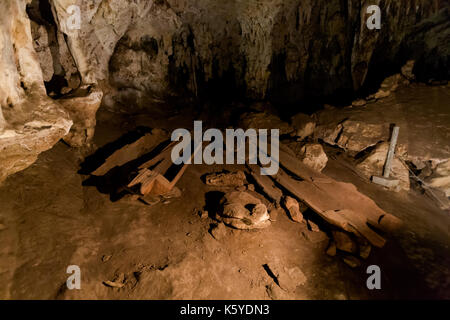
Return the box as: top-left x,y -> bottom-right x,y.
0,86 -> 449,300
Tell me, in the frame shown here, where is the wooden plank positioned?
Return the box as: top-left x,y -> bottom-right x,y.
92,130 -> 167,176
273,167 -> 401,247
248,164 -> 283,203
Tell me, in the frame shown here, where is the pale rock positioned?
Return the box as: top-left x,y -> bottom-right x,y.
356,142 -> 410,191
425,159 -> 450,197
218,191 -> 271,230
326,241 -> 337,257
307,220 -> 320,232
291,113 -> 316,141
329,120 -> 391,156
297,143 -> 328,172
283,196 -> 303,223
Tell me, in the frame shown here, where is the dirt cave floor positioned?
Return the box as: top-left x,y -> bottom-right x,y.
0,89 -> 449,300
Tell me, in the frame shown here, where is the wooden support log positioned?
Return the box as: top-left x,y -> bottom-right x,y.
92,129 -> 167,176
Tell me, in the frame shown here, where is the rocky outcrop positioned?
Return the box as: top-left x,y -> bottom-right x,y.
0,0 -> 72,183
59,85 -> 103,147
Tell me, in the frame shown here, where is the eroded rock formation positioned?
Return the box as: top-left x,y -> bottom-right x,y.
0,0 -> 72,183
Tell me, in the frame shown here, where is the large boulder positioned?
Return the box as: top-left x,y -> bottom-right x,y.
316,119 -> 391,156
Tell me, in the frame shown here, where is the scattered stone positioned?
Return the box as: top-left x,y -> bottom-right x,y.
210,223 -> 227,240
283,196 -> 303,223
307,220 -> 320,232
199,210 -> 209,219
297,143 -> 328,172
246,184 -> 255,191
235,185 -> 247,192
356,142 -> 410,191
205,171 -> 246,187
103,273 -> 126,288
102,255 -> 112,262
352,99 -> 367,107
291,113 -> 316,141
342,256 -> 361,268
359,242 -> 372,259
326,241 -> 337,257
332,231 -> 358,253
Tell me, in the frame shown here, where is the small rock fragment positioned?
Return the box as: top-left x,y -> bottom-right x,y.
103,273 -> 125,288
283,196 -> 303,223
307,220 -> 320,232
326,241 -> 337,257
199,210 -> 209,219
102,255 -> 112,262
332,231 -> 358,253
342,256 -> 361,268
